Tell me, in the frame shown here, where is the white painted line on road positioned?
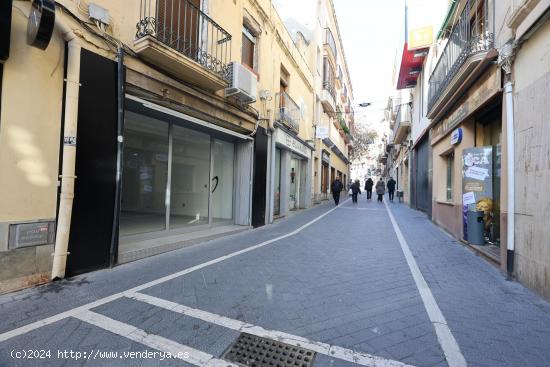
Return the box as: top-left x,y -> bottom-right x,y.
75,310 -> 238,367
0,200 -> 349,344
384,201 -> 467,367
129,292 -> 415,367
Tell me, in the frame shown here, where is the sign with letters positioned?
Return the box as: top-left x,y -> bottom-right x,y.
275,128 -> 312,158
431,67 -> 501,145
451,128 -> 463,145
316,126 -> 329,139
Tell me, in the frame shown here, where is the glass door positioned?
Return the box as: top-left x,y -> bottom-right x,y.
169,125 -> 211,228
211,138 -> 235,223
274,148 -> 281,215
289,158 -> 300,210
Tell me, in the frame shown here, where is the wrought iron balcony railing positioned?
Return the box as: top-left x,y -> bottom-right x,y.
324,28 -> 337,59
427,0 -> 494,112
136,0 -> 232,80
323,80 -> 336,100
393,103 -> 412,143
275,92 -> 300,133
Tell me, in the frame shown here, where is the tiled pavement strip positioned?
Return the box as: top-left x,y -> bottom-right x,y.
1,196 -> 550,366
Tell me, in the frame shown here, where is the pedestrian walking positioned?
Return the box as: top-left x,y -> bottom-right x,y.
331,176 -> 343,205
350,179 -> 361,204
364,177 -> 374,200
375,178 -> 385,202
387,177 -> 396,202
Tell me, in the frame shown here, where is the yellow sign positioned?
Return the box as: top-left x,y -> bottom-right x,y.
408,26 -> 433,51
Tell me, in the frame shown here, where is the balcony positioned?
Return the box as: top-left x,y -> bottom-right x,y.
335,65 -> 343,89
392,103 -> 411,144
275,92 -> 300,134
321,80 -> 336,113
427,0 -> 495,118
323,28 -> 337,64
135,0 -> 232,92
340,84 -> 347,103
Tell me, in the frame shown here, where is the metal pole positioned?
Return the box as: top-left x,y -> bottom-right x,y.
109,46 -> 125,267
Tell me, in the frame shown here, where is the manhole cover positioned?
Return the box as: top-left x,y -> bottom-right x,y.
223,333 -> 316,367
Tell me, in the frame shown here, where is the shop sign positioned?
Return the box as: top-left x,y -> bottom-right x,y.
451,128 -> 463,145
316,126 -> 329,139
408,25 -> 433,51
275,128 -> 311,158
431,67 -> 501,145
462,146 -> 493,241
407,0 -> 439,50
321,150 -> 330,163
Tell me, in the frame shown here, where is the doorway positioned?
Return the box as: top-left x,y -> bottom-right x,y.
274,148 -> 282,216
289,157 -> 301,210
321,163 -> 329,195
477,104 -> 502,247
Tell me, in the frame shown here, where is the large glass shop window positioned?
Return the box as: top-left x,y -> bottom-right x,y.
120,112 -> 169,236
170,125 -> 211,228
120,111 -> 237,237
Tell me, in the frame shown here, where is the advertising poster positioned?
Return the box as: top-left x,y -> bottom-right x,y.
462,147 -> 493,241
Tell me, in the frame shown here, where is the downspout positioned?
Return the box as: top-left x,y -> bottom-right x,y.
498,41 -> 516,278
51,12 -> 82,280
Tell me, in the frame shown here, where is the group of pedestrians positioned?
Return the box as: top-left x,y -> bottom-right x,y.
330,176 -> 397,205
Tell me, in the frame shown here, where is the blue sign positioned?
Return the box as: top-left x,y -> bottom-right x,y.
451,128 -> 463,145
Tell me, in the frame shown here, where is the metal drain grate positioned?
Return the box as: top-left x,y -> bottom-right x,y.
223,333 -> 316,367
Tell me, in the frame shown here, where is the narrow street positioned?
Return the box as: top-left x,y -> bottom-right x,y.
1,197 -> 549,367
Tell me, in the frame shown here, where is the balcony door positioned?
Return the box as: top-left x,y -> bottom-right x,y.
157,0 -> 201,57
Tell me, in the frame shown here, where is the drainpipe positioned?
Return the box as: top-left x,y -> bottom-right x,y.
499,41 -> 516,279
51,13 -> 82,280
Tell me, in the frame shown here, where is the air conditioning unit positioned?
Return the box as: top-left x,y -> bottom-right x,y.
224,62 -> 257,104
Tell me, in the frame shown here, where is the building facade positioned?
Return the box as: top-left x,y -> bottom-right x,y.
0,0 -> 352,293
311,0 -> 355,202
504,0 -> 550,299
398,0 -> 550,300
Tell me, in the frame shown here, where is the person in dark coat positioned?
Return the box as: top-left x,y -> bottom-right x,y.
387,177 -> 397,202
350,179 -> 361,204
375,178 -> 385,202
364,177 -> 374,200
331,177 -> 343,205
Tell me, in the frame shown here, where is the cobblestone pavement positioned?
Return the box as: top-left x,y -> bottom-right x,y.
1,196 -> 550,367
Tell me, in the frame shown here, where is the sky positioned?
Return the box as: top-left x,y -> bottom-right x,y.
273,0 -> 407,133
333,0 -> 404,128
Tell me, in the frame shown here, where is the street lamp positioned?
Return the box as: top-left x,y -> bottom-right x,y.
358,102 -> 371,108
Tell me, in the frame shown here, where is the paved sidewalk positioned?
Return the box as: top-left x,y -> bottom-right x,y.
389,202 -> 550,367
0,196 -> 549,367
